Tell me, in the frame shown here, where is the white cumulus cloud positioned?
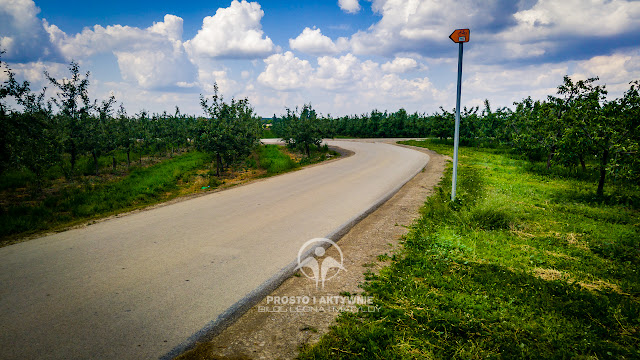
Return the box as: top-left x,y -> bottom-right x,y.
257,52 -> 442,114
185,0 -> 275,59
511,0 -> 640,39
45,14 -> 197,90
257,51 -> 313,91
0,0 -> 61,62
289,27 -> 346,55
381,57 -> 419,73
348,0 -> 514,56
490,0 -> 640,62
315,53 -> 377,90
338,0 -> 361,14
573,50 -> 640,94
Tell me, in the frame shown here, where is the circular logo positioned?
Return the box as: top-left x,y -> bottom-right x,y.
296,238 -> 346,289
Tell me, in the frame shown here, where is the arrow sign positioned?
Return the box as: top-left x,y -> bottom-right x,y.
449,29 -> 470,43
449,28 -> 469,201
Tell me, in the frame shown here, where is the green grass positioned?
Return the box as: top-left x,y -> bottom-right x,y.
0,151 -> 212,243
1,145 -> 337,245
262,128 -> 278,139
259,144 -> 299,174
298,140 -> 639,359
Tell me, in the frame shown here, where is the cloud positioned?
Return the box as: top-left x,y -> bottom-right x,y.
347,0 -> 519,57
45,15 -> 197,89
573,50 -> 640,94
511,0 -> 640,39
114,47 -> 196,90
289,27 -> 347,55
1,61 -> 67,88
257,51 -> 313,91
197,69 -> 239,95
338,0 -> 361,14
491,0 -> 640,62
256,52 -> 443,114
381,57 -> 419,73
315,53 -> 379,91
464,63 -> 568,99
344,0 -> 640,64
0,0 -> 61,62
184,0 -> 275,59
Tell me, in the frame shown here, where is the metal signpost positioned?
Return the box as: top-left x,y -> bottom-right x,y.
449,29 -> 469,201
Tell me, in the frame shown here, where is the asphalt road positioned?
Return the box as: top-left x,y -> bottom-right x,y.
0,140 -> 428,360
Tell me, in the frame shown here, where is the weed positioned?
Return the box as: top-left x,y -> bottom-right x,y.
258,145 -> 298,175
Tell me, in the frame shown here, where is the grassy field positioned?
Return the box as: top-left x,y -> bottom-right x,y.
0,144 -> 335,246
299,140 -> 639,359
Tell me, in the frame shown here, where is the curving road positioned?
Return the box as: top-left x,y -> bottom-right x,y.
0,140 -> 428,360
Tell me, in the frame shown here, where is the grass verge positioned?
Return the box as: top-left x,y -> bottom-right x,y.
0,151 -> 212,244
298,139 -> 639,359
1,144 -> 338,246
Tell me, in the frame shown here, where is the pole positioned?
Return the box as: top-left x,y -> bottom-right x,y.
451,41 -> 463,201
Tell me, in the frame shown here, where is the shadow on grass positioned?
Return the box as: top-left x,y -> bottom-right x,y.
301,259 -> 640,360
550,186 -> 640,210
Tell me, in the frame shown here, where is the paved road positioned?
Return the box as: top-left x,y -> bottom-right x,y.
0,140 -> 428,360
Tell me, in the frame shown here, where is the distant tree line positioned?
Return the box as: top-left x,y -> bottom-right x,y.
2,54 -> 638,196
271,77 -> 639,196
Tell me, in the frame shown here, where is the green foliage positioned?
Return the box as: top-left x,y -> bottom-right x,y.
197,83 -> 262,175
1,59 -> 205,187
509,77 -> 640,196
258,144 -> 298,174
300,140 -> 640,359
273,104 -> 328,157
0,152 -> 211,242
327,108 -> 430,138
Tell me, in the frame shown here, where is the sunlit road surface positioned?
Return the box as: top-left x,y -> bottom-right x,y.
0,139 -> 428,360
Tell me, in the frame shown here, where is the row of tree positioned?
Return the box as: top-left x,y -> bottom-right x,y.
2,55 -> 638,195
270,77 -> 639,196
510,77 -> 639,195
1,57 -> 262,185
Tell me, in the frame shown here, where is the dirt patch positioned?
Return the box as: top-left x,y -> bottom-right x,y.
533,267 -> 564,281
175,144 -> 447,360
578,279 -> 625,294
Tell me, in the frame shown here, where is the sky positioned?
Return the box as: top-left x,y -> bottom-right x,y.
1,0 -> 640,117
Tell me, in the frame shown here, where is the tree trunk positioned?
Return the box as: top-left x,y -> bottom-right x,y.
92,152 -> 99,175
546,148 -> 555,170
70,141 -> 77,177
305,143 -> 310,157
126,150 -> 130,168
596,148 -> 609,197
216,153 -> 222,176
112,156 -> 116,172
579,154 -> 586,171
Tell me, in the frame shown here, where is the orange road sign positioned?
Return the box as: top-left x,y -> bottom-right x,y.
449,29 -> 470,43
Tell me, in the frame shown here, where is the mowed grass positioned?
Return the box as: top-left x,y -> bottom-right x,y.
0,151 -> 212,243
1,144 -> 323,245
299,140 -> 639,359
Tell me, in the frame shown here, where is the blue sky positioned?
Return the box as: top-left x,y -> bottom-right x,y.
2,0 -> 640,117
